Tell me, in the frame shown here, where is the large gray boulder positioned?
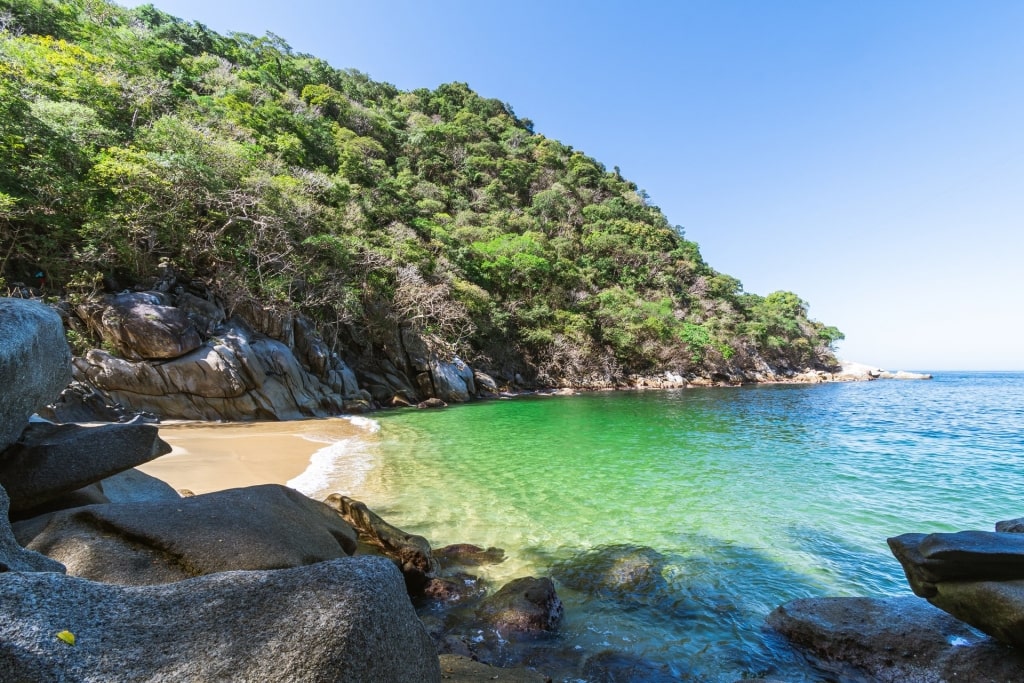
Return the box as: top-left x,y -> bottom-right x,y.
0,484 -> 64,573
767,596 -> 1024,682
889,530 -> 1024,647
15,484 -> 357,585
0,421 -> 171,514
77,292 -> 203,360
431,358 -> 476,402
0,556 -> 442,682
0,298 -> 71,452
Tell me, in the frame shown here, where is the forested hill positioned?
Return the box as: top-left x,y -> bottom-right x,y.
0,0 -> 842,387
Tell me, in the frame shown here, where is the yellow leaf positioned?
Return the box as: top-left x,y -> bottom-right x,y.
56,630 -> 75,646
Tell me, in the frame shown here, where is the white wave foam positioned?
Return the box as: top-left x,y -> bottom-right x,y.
287,423 -> 379,499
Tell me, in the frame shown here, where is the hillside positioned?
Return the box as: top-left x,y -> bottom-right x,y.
0,0 -> 842,393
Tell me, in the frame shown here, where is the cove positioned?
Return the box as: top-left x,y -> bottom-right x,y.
336,372 -> 1024,681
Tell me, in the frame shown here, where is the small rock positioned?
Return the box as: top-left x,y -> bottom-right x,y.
418,397 -> 448,409
477,577 -> 563,634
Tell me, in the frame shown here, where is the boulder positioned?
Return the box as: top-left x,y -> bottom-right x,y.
324,493 -> 437,594
0,420 -> 171,514
36,380 -> 134,423
78,292 -> 203,360
767,596 -> 1024,682
431,358 -> 476,402
996,517 -> 1024,533
15,484 -> 357,585
0,556 -> 442,682
98,467 -> 181,503
552,544 -> 670,605
0,298 -> 72,451
477,577 -> 563,634
888,531 -> 1024,592
0,484 -> 64,573
418,397 -> 447,409
473,370 -> 499,395
424,571 -> 487,605
438,654 -> 549,683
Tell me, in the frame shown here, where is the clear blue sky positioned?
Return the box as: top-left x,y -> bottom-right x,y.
122,0 -> 1024,370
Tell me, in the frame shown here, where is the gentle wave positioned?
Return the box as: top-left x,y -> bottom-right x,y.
286,416 -> 381,499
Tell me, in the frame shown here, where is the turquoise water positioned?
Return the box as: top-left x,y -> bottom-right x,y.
346,373 -> 1024,681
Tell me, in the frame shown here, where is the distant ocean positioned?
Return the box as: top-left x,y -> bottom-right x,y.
299,372 -> 1024,681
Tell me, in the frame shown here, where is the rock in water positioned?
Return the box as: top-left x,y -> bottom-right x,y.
767,596 -> 1024,682
0,556 -> 442,682
477,576 -> 563,634
0,298 -> 72,452
0,484 -> 64,573
0,421 -> 171,514
15,484 -> 357,584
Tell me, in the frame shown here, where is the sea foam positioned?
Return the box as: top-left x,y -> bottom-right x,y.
286,416 -> 380,499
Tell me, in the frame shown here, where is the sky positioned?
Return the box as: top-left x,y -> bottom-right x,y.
121,0 -> 1024,370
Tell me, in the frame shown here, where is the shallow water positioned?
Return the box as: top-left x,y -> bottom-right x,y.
307,372 -> 1024,680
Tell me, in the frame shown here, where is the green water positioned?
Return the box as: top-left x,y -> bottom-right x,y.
327,374 -> 1024,681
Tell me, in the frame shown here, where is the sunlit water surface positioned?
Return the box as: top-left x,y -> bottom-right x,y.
301,372 -> 1024,681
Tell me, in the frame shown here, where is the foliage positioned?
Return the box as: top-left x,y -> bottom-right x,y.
0,0 -> 841,381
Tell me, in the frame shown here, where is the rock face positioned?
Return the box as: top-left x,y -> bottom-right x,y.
15,484 -> 358,585
0,421 -> 171,515
0,298 -> 71,451
477,576 -> 563,634
77,291 -> 203,360
889,530 -> 1024,647
0,484 -> 64,573
767,596 -> 1024,682
431,358 -> 477,402
324,493 -> 437,594
0,556 -> 442,683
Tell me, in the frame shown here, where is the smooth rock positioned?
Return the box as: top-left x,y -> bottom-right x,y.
888,531 -> 1024,594
996,517 -> 1024,533
0,556 -> 441,682
324,493 -> 437,594
78,292 -> 203,360
0,298 -> 72,451
767,596 -> 1024,682
432,358 -> 476,402
98,467 -> 181,503
477,577 -> 563,634
0,484 -> 64,573
0,421 -> 171,513
16,484 -> 357,584
438,654 -> 549,682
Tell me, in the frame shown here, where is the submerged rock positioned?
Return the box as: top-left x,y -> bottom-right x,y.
438,654 -> 549,682
552,544 -> 670,605
0,556 -> 441,682
15,484 -> 357,585
767,596 -> 1024,682
0,298 -> 71,452
435,543 -> 506,568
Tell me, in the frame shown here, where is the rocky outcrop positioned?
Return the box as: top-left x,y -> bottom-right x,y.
431,358 -> 476,402
888,530 -> 1024,647
324,493 -> 437,594
16,484 -> 357,585
77,291 -> 203,360
476,576 -> 563,634
0,556 -> 442,682
0,420 -> 171,515
0,298 -> 71,451
767,596 -> 1024,682
0,484 -> 64,573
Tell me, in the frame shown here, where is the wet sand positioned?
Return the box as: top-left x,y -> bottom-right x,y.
138,419 -> 371,495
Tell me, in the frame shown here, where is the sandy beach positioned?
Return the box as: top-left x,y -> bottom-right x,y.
139,418 -> 378,496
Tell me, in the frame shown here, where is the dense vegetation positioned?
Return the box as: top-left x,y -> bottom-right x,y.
0,0 -> 842,384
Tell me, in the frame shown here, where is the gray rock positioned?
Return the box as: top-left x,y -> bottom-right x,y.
0,298 -> 72,452
78,292 -> 203,360
324,493 -> 436,594
888,531 -> 1024,593
431,358 -> 476,402
98,468 -> 181,503
435,543 -> 506,568
996,517 -> 1024,533
0,556 -> 442,682
477,577 -> 563,634
36,380 -> 131,423
0,421 -> 171,514
438,654 -> 548,683
16,484 -> 357,585
473,370 -> 499,395
0,484 -> 65,573
767,596 -> 1024,682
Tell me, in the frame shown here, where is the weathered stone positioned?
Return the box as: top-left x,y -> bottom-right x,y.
418,397 -> 448,409
431,358 -> 476,402
438,654 -> 549,683
0,421 -> 171,513
552,544 -> 670,605
767,596 -> 1024,682
924,580 -> 1024,648
473,370 -> 499,395
324,493 -> 436,594
15,484 -> 357,585
98,467 -> 181,503
996,517 -> 1024,533
888,531 -> 1024,595
424,571 -> 487,605
0,484 -> 64,573
477,577 -> 563,634
79,291 -> 203,360
435,543 -> 506,568
36,380 -> 133,423
0,298 -> 72,452
0,556 -> 441,682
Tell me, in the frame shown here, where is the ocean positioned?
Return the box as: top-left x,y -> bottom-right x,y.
294,372 -> 1024,681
